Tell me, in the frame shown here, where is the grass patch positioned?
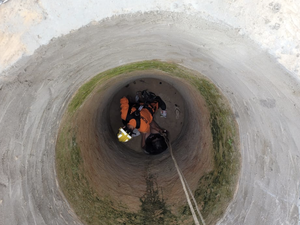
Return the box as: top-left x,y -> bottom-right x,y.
193,79 -> 240,223
139,175 -> 178,225
56,60 -> 240,225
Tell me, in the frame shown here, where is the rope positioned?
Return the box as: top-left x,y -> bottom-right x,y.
162,134 -> 206,225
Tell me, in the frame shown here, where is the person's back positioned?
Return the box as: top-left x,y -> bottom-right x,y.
118,90 -> 167,143
120,97 -> 157,133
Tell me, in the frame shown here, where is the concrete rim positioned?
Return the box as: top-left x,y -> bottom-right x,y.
0,11 -> 299,225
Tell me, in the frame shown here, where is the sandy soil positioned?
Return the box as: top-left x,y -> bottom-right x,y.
0,10 -> 300,225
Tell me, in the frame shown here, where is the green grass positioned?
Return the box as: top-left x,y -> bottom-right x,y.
56,60 -> 240,225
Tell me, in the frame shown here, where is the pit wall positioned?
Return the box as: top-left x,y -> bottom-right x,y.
0,0 -> 299,77
55,61 -> 241,225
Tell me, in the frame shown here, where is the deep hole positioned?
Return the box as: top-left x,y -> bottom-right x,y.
109,77 -> 185,152
56,63 -> 240,225
77,71 -> 212,212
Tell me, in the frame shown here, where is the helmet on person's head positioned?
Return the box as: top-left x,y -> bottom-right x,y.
117,126 -> 133,142
145,133 -> 168,155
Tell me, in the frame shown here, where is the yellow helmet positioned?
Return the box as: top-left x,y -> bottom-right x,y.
117,127 -> 132,142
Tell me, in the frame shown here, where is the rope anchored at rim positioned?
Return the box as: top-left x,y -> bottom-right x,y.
162,133 -> 206,225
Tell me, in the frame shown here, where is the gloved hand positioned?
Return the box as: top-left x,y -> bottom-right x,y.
160,110 -> 167,118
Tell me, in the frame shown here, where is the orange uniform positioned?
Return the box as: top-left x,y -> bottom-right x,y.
120,97 -> 159,133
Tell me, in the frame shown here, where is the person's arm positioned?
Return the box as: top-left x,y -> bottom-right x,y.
154,96 -> 167,118
150,120 -> 167,133
150,120 -> 162,132
154,96 -> 166,110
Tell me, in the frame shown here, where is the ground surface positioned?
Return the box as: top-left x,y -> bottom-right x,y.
1,0 -> 300,77
0,10 -> 300,225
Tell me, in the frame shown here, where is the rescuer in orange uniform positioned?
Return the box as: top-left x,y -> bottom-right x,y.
117,90 -> 167,143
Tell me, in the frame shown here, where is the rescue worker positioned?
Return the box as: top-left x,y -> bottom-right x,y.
117,90 -> 167,143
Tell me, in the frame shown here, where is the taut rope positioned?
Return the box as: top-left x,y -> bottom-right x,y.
163,134 -> 206,225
